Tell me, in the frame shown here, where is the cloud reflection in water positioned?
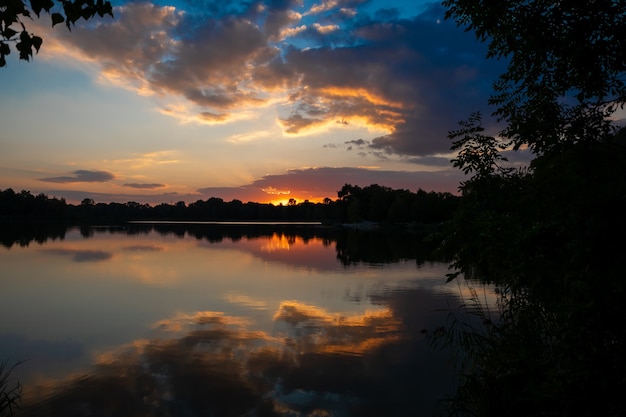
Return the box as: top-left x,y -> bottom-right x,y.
42,248 -> 114,263
17,285 -> 457,417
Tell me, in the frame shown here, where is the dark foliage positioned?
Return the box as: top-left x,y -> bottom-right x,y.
0,361 -> 21,417
438,2 -> 626,415
443,0 -> 626,155
441,131 -> 626,417
0,0 -> 113,66
0,186 -> 459,226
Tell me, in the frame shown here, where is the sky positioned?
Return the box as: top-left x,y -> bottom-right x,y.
0,0 -> 512,205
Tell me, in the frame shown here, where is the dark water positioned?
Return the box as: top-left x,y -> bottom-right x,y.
0,224 -> 490,416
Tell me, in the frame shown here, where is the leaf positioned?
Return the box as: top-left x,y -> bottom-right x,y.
16,41 -> 31,61
81,8 -> 93,20
32,36 -> 42,53
19,30 -> 30,42
51,13 -> 65,27
104,1 -> 113,16
30,0 -> 44,17
0,42 -> 10,55
96,0 -> 113,17
446,271 -> 461,283
2,28 -> 18,39
16,31 -> 33,61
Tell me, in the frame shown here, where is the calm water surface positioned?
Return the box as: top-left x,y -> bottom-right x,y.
0,224 -> 482,417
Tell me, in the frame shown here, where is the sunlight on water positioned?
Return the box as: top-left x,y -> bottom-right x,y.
0,225 -> 487,416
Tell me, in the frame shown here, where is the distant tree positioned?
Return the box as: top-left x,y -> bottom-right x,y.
346,199 -> 361,223
0,0 -> 113,67
337,184 -> 361,202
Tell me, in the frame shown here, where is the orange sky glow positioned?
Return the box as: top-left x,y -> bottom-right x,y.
0,0 -> 527,205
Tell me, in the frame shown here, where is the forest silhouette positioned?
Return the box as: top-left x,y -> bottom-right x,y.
433,1 -> 626,416
0,184 -> 460,227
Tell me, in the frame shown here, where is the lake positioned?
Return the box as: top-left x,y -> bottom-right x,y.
0,223 -> 486,417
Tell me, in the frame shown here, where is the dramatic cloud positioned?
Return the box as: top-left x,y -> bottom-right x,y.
39,170 -> 116,183
16,284 -> 460,417
50,1 -> 504,157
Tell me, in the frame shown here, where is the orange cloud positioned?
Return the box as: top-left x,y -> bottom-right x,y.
29,0 -> 505,159
279,85 -> 406,135
318,86 -> 405,108
306,0 -> 339,15
272,301 -> 404,355
261,186 -> 291,196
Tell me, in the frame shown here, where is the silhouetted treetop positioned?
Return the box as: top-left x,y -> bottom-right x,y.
0,185 -> 459,226
443,0 -> 626,154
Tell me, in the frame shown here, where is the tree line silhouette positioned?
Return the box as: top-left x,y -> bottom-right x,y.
0,184 -> 459,226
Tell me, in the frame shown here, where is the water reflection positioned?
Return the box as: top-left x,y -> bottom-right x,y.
17,287 -> 456,417
0,224 -> 467,416
1,223 -> 446,265
43,248 -> 114,263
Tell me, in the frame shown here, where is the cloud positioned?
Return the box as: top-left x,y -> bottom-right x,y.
344,138 -> 369,150
123,245 -> 164,252
16,284 -> 460,417
224,292 -> 268,310
61,2 -> 276,112
48,1 -> 504,157
39,170 -> 116,183
198,166 -> 464,203
303,0 -> 367,17
261,186 -> 291,195
124,183 -> 166,189
43,248 -> 114,262
42,166 -> 463,205
107,150 -> 181,169
275,8 -> 505,154
406,155 -> 456,167
40,165 -> 464,206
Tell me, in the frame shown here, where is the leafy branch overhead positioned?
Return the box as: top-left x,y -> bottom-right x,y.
443,0 -> 626,154
449,112 -> 513,180
0,0 -> 113,67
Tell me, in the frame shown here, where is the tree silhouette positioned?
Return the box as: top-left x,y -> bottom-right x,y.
0,0 -> 113,67
440,2 -> 626,416
443,0 -> 626,154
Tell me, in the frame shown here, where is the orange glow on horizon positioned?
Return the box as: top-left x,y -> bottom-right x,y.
265,196 -> 326,206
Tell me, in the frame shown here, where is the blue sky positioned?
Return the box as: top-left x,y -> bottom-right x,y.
0,0 -> 512,205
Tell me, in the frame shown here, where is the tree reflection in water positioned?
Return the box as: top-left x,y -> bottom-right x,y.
2,224 -> 464,417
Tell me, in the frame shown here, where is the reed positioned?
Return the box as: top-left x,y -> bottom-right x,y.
0,361 -> 21,417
